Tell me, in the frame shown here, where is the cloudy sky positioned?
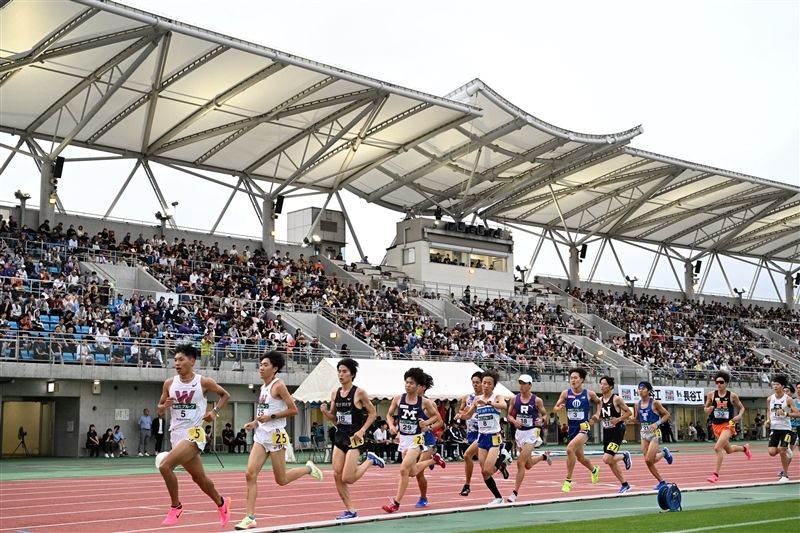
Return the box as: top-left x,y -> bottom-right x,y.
1,1 -> 797,299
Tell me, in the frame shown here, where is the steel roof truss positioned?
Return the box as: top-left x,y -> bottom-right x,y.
638,186 -> 771,239
265,97 -> 383,198
210,176 -> 243,234
103,158 -> 141,218
0,7 -> 99,84
26,34 -> 163,135
142,160 -> 176,229
51,38 -> 160,158
666,190 -> 790,244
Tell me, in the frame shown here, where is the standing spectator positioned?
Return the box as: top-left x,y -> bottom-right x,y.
200,333 -> 214,369
222,423 -> 235,453
86,424 -> 100,458
755,415 -> 764,440
204,425 -> 214,453
373,421 -> 390,460
152,412 -> 166,453
137,408 -> 152,456
113,425 -> 127,456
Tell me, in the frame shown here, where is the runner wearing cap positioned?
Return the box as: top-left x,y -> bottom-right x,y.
628,381 -> 673,491
506,374 -> 551,502
703,371 -> 751,483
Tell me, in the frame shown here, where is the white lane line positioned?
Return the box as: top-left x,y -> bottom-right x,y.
664,517 -> 798,533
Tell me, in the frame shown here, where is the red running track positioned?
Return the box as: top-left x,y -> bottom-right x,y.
0,445 -> 793,533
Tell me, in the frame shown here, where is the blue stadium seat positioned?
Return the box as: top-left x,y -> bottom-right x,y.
8,322 -> 18,330
21,350 -> 33,360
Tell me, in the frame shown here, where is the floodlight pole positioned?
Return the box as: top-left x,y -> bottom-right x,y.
262,199 -> 276,254
785,273 -> 796,311
568,245 -> 580,289
39,159 -> 56,225
684,261 -> 696,301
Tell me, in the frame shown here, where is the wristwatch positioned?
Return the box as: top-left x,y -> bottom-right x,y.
270,414 -> 277,420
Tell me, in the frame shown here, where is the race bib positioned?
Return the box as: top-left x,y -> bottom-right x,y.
349,435 -> 364,448
728,420 -> 736,427
173,403 -> 196,419
399,421 -> 417,434
655,429 -> 662,440
567,409 -> 584,421
272,430 -> 289,446
412,434 -> 425,447
337,411 -> 353,425
256,403 -> 269,418
478,414 -> 494,427
602,418 -> 614,429
606,442 -> 619,453
491,434 -> 502,446
518,415 -> 533,427
784,433 -> 793,443
579,421 -> 590,432
713,409 -> 729,419
188,426 -> 205,443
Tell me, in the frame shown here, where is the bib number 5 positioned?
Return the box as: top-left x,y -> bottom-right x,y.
188,427 -> 205,443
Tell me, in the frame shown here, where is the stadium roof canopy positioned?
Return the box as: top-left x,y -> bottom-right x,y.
1,0 -> 798,263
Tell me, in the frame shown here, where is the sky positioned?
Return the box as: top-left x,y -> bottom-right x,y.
1,1 -> 798,300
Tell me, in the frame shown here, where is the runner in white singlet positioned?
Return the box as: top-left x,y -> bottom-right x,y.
234,351 -> 323,530
157,345 -> 232,527
766,375 -> 800,482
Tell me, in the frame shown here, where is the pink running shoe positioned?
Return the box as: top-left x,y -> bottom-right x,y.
162,505 -> 183,526
218,496 -> 232,527
707,473 -> 719,483
744,443 -> 752,460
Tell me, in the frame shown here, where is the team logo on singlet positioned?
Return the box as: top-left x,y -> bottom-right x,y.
173,390 -> 196,409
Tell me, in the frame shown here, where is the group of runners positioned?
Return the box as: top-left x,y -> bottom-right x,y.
153,349 -> 800,528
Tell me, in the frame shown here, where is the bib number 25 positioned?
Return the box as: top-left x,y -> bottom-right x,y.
272,430 -> 289,446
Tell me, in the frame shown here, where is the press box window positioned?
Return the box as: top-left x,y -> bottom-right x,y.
403,248 -> 415,264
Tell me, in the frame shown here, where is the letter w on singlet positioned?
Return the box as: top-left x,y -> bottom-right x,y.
175,391 -> 195,404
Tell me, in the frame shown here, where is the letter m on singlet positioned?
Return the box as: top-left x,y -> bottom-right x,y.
175,390 -> 195,404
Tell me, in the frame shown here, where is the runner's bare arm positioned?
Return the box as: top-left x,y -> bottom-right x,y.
157,378 -> 174,415
421,398 -> 441,431
490,394 -> 507,411
553,390 -> 568,412
354,387 -> 376,439
385,395 -> 400,434
535,397 -> 548,420
273,380 -> 299,420
614,395 -> 633,421
703,391 -> 715,413
507,394 -> 518,427
320,390 -> 338,422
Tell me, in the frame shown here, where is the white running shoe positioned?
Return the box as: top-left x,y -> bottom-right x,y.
506,493 -> 517,503
488,498 -> 504,506
138,453 -> 143,457
145,452 -> 150,457
778,476 -> 790,483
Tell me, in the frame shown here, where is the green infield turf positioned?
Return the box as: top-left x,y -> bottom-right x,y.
464,499 -> 800,533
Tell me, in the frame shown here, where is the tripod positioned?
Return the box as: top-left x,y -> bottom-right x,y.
12,427 -> 29,457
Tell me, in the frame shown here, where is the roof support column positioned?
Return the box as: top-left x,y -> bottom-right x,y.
38,158 -> 56,226
569,245 -> 580,289
684,260 -> 696,301
785,273 -> 796,311
262,199 -> 275,255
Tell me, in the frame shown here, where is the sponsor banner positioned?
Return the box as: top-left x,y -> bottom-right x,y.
619,384 -> 705,405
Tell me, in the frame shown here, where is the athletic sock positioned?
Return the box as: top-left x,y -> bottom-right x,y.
511,490 -> 518,496
247,516 -> 255,521
219,497 -> 225,507
172,503 -> 182,509
565,478 -> 572,483
484,476 -> 502,499
622,482 -> 629,486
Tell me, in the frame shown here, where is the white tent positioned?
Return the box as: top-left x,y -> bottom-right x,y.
292,358 -> 514,403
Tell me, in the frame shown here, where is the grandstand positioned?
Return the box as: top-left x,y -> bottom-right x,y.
0,0 -> 797,469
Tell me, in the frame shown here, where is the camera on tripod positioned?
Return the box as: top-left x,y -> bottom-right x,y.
13,426 -> 29,457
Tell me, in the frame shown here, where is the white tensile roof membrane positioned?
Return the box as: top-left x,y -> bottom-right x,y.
1,0 -> 797,261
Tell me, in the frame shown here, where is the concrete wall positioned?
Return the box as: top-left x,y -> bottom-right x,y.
80,262 -> 168,295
